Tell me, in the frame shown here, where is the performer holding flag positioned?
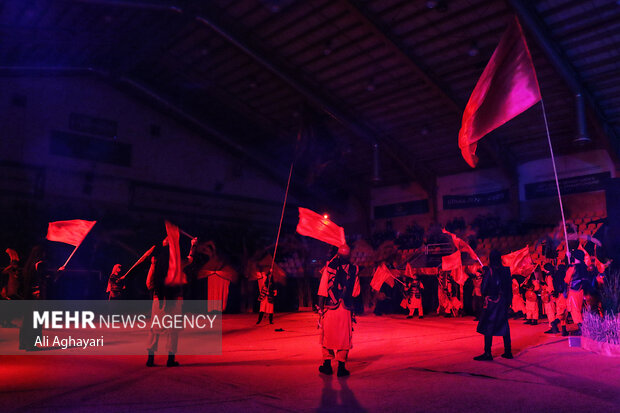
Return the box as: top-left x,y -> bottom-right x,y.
46,219 -> 96,270
145,221 -> 195,367
295,207 -> 360,376
106,264 -> 124,300
255,261 -> 282,325
317,243 -> 360,377
402,265 -> 424,319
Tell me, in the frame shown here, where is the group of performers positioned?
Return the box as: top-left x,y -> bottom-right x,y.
1,224 -> 612,373
472,247 -> 610,361
509,248 -> 606,336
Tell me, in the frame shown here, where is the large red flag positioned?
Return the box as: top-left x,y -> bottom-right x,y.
296,207 -> 345,247
164,221 -> 187,286
442,251 -> 468,286
502,246 -> 535,276
370,263 -> 395,291
442,229 -> 482,265
577,243 -> 607,274
442,250 -> 462,271
404,263 -> 415,278
46,220 -> 96,246
459,17 -> 541,167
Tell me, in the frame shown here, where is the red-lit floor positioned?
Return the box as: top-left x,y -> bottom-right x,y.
1,312 -> 619,412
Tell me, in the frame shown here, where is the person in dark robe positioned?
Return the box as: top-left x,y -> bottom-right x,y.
317,244 -> 360,377
474,250 -> 513,361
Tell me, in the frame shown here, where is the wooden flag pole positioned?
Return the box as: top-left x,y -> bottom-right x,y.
269,126 -> 303,278
179,229 -> 195,240
540,98 -> 571,261
388,272 -> 406,286
58,244 -> 81,271
121,245 -> 156,279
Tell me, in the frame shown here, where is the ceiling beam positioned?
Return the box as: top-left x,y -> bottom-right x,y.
346,0 -> 519,182
346,0 -> 462,113
187,3 -> 437,196
507,0 -> 620,161
110,10 -> 187,76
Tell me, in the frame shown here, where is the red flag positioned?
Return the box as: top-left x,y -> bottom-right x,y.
442,229 -> 482,265
502,246 -> 535,276
594,258 -> 607,274
404,263 -> 415,278
442,251 -> 468,286
46,220 -> 96,246
459,17 -> 541,167
442,250 -> 462,271
453,266 -> 469,286
578,244 -> 592,267
296,207 -> 345,247
5,248 -> 19,262
164,221 -> 187,286
370,263 -> 395,291
578,243 -> 607,273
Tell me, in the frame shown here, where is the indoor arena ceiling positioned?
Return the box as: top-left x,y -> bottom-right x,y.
2,0 -> 620,202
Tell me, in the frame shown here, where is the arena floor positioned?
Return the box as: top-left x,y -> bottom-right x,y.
1,312 -> 619,412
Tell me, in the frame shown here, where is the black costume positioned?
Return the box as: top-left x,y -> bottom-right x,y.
475,251 -> 513,360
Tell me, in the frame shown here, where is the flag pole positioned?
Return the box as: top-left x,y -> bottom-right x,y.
179,229 -> 195,240
540,98 -> 571,261
121,245 -> 156,279
58,244 -> 81,271
269,126 -> 303,277
388,272 -> 406,286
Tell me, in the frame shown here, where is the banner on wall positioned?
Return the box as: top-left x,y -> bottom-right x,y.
442,189 -> 509,210
373,199 -> 429,219
524,172 -> 610,200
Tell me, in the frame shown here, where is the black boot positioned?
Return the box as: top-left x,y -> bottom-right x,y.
561,325 -> 568,336
501,335 -> 513,359
256,312 -> 264,325
318,359 -> 333,375
545,320 -> 560,334
167,353 -> 179,367
269,313 -> 274,324
337,361 -> 350,377
474,335 -> 493,361
146,352 -> 155,367
524,319 -> 532,324
531,319 -> 538,325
